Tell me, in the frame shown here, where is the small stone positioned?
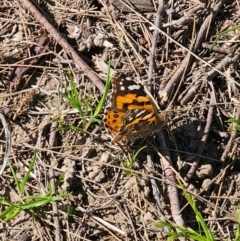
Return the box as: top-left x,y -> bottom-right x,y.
95,172 -> 105,182
201,179 -> 212,191
100,152 -> 110,163
88,171 -> 97,179
196,164 -> 213,179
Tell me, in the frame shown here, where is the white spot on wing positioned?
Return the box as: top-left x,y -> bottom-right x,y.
120,86 -> 125,91
128,85 -> 141,90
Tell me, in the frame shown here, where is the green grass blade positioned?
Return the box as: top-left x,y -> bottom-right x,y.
0,200 -> 21,222
55,172 -> 65,187
19,196 -> 62,209
132,146 -> 146,160
0,204 -> 17,218
156,221 -> 211,241
0,197 -> 14,206
21,194 -> 51,201
156,182 -> 216,240
227,119 -> 240,125
19,150 -> 37,194
47,182 -> 53,196
123,146 -> 146,176
92,61 -> 112,119
210,25 -> 240,51
65,193 -> 72,217
179,181 -> 215,241
8,160 -> 20,194
62,70 -> 86,128
3,207 -> 21,222
0,152 -> 65,222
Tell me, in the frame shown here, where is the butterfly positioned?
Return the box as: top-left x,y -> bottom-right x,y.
104,72 -> 167,142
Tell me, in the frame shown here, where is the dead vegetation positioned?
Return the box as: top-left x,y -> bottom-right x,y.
0,0 -> 240,240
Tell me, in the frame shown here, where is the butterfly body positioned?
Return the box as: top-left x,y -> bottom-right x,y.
104,73 -> 167,142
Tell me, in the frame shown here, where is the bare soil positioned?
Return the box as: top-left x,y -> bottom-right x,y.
0,0 -> 240,240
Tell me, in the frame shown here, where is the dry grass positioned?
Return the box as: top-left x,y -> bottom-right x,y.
0,0 -> 240,240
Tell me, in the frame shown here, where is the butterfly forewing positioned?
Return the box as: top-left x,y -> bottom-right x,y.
111,73 -> 155,112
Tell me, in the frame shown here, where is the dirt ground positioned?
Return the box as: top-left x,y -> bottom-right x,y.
0,0 -> 240,240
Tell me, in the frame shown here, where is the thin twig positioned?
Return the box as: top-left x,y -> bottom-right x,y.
147,0 -> 164,90
156,131 -> 184,225
19,0 -> 105,93
48,121 -> 61,241
146,154 -> 169,235
207,54 -> 240,81
146,154 -> 164,214
202,43 -> 231,54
